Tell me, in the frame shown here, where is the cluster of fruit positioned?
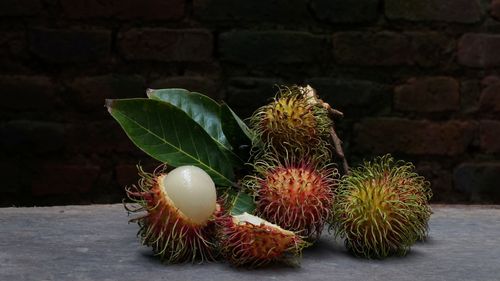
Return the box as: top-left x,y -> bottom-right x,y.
112,85 -> 432,267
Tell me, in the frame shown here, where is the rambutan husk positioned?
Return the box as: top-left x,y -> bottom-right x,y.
249,85 -> 333,162
331,155 -> 432,259
245,155 -> 339,241
216,211 -> 307,268
124,165 -> 218,263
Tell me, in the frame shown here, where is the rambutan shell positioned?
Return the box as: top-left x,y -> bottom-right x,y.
217,212 -> 306,267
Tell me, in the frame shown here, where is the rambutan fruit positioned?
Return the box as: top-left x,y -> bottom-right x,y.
331,155 -> 432,259
249,85 -> 333,159
246,156 -> 338,240
217,212 -> 307,267
125,165 -> 219,263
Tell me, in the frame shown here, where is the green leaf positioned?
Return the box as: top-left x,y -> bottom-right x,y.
147,88 -> 231,150
220,103 -> 253,159
228,191 -> 256,215
106,98 -> 234,186
148,88 -> 245,168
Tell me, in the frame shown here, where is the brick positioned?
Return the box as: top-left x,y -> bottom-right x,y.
480,120 -> 500,153
29,28 -> 111,63
115,164 -> 139,187
150,76 -> 219,100
483,17 -> 500,33
458,34 -> 500,67
0,161 -> 31,194
394,77 -> 460,112
0,120 -> 65,155
354,118 -> 476,156
416,162 -> 453,202
225,77 -> 283,118
492,0 -> 500,20
0,31 -> 27,58
305,78 -> 390,116
32,164 -> 100,196
65,121 -> 138,155
454,163 -> 500,202
0,32 -> 28,71
194,0 -> 310,23
115,162 -> 159,187
67,75 -> 145,111
479,76 -> 500,113
461,80 -> 481,114
0,0 -> 41,16
311,0 -> 379,23
61,0 -> 184,20
0,75 -> 57,110
482,75 -> 500,85
333,32 -> 453,67
385,0 -> 483,23
219,31 -> 328,64
119,29 -> 212,62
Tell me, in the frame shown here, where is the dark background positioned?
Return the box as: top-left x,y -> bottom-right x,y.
1,0 -> 499,206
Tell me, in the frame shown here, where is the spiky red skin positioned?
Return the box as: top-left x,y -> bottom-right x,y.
216,213 -> 304,267
255,163 -> 336,240
126,174 -> 218,263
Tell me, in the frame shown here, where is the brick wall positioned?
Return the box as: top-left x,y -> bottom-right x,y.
1,0 -> 499,206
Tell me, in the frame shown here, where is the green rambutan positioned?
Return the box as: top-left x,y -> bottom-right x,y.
217,212 -> 307,267
331,155 -> 432,258
246,156 -> 338,240
125,165 -> 219,263
249,85 -> 333,160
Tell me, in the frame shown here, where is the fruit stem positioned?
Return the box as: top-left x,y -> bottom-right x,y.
330,127 -> 349,175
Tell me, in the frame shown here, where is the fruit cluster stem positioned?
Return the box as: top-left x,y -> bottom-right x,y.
330,127 -> 349,175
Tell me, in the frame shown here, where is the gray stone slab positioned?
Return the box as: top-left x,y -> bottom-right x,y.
1,204 -> 499,281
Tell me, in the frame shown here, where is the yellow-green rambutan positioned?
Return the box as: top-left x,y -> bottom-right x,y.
249,85 -> 333,160
125,165 -> 219,263
246,155 -> 338,240
331,155 -> 432,259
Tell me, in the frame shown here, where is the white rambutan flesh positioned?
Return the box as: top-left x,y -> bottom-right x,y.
233,212 -> 294,235
162,165 -> 217,225
125,165 -> 218,263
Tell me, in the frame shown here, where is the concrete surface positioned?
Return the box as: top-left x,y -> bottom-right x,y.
1,204 -> 499,281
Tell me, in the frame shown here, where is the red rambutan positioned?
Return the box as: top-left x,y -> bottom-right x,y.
125,165 -> 219,263
246,157 -> 338,240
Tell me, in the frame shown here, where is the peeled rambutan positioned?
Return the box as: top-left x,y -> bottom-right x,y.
249,85 -> 332,159
125,165 -> 219,263
332,155 -> 432,259
246,157 -> 338,240
217,212 -> 306,267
